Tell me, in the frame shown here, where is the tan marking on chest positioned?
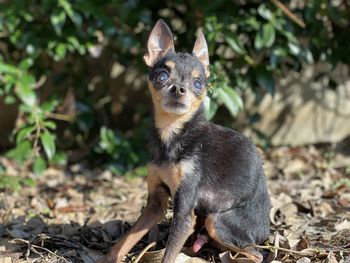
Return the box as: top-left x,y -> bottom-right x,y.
147,159 -> 195,197
147,163 -> 183,197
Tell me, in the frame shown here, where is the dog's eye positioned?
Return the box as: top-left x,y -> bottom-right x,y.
193,79 -> 202,90
156,71 -> 169,83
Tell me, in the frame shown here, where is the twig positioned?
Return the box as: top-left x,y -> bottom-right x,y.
231,252 -> 240,259
245,243 -> 329,257
35,75 -> 47,89
11,238 -> 70,262
274,231 -> 279,259
45,112 -> 75,122
270,0 -> 306,28
31,244 -> 70,262
31,106 -> 42,159
134,242 -> 156,263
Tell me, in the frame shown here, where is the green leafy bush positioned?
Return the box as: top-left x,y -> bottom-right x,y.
93,126 -> 145,174
0,0 -> 349,175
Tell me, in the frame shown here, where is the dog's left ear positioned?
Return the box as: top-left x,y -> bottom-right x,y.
193,30 -> 210,78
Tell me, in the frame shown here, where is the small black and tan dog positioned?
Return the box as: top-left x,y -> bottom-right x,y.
97,19 -> 271,263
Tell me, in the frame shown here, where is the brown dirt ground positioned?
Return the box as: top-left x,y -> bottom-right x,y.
0,144 -> 349,263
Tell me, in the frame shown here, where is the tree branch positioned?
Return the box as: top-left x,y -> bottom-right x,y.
270,0 -> 306,28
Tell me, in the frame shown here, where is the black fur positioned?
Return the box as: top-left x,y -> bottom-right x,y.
149,51 -> 271,250
96,20 -> 271,263
150,52 -> 207,98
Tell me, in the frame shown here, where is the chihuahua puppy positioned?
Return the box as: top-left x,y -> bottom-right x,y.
97,19 -> 271,263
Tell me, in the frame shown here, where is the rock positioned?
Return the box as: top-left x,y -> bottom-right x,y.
244,63 -> 350,146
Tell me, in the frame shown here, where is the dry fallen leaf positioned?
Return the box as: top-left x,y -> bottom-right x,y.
294,236 -> 310,251
324,251 -> 338,263
1,144 -> 349,262
176,253 -> 208,263
335,219 -> 350,231
295,257 -> 311,263
330,229 -> 350,247
0,257 -> 12,263
139,248 -> 164,263
219,251 -> 256,263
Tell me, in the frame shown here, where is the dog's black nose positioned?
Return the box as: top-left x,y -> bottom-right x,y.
170,85 -> 186,97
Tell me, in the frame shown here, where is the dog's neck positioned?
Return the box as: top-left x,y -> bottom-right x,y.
149,105 -> 207,163
152,102 -> 206,144
153,102 -> 206,141
154,108 -> 195,144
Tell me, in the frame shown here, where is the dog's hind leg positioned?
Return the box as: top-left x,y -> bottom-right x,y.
204,209 -> 269,263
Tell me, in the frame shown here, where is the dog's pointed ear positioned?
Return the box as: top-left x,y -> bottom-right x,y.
193,30 -> 210,78
144,19 -> 175,67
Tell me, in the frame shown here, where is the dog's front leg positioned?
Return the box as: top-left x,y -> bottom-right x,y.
97,186 -> 169,263
161,188 -> 197,263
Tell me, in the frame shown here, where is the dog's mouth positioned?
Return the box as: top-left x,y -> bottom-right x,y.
165,101 -> 186,108
162,99 -> 190,114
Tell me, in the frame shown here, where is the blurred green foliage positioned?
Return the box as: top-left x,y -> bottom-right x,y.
0,175 -> 35,191
0,0 -> 349,176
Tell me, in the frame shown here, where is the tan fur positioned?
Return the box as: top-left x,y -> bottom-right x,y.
147,158 -> 195,197
191,69 -> 200,78
148,82 -> 207,144
205,216 -> 218,240
205,215 -> 242,252
165,60 -> 176,69
148,163 -> 183,197
99,182 -> 169,263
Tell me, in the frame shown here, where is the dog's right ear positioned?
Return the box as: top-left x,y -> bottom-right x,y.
144,19 -> 175,67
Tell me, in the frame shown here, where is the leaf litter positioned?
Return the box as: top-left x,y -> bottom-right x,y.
0,144 -> 349,262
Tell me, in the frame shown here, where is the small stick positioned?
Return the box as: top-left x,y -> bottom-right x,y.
11,238 -> 70,262
270,0 -> 306,28
274,232 -> 279,259
134,242 -> 157,263
245,244 -> 329,257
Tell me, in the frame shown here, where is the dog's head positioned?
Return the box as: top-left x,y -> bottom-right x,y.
144,19 -> 210,116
